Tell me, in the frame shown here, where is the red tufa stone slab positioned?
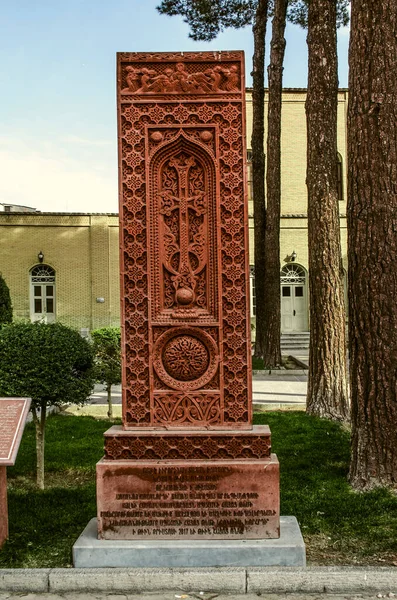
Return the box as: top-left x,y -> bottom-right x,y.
97,456 -> 280,540
117,51 -> 252,430
94,51 -> 281,546
0,398 -> 31,466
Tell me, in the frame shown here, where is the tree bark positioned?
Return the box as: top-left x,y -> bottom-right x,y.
252,0 -> 269,357
107,384 -> 113,419
305,0 -> 349,420
32,402 -> 46,490
262,0 -> 287,368
348,0 -> 397,489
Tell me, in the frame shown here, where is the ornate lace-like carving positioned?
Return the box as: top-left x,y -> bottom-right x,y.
119,51 -> 251,426
153,327 -> 218,392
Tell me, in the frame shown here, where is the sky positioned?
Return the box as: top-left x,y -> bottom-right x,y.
0,0 -> 350,213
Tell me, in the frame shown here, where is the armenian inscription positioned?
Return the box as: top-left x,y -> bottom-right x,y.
97,461 -> 279,539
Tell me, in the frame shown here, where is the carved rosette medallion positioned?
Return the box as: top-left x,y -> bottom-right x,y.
163,335 -> 209,381
153,327 -> 218,391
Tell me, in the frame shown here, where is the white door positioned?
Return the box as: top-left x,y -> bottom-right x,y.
31,283 -> 56,323
280,264 -> 308,332
281,284 -> 307,332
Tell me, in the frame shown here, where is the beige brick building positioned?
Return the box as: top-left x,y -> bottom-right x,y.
0,213 -> 120,332
246,88 -> 348,331
0,89 -> 348,334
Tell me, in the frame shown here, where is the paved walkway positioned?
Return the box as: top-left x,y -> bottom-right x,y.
253,373 -> 307,409
66,376 -> 308,418
66,354 -> 309,418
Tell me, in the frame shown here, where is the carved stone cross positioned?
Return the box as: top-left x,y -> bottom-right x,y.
159,153 -> 206,303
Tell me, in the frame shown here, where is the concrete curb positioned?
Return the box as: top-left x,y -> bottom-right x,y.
252,369 -> 307,377
1,567 -> 397,594
247,567 -> 397,593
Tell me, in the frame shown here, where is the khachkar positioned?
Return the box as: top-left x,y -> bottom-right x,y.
97,51 -> 280,541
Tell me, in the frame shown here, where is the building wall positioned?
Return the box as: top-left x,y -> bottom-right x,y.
0,89 -> 348,332
0,213 -> 120,331
246,88 -> 348,274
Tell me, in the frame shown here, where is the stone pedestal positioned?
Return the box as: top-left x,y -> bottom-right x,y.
73,50 -> 304,567
97,446 -> 279,540
73,516 -> 305,568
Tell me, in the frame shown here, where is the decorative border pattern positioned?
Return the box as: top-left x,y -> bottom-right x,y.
104,433 -> 271,461
153,393 -> 221,426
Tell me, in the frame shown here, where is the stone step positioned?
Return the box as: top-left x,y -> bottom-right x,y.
281,333 -> 310,350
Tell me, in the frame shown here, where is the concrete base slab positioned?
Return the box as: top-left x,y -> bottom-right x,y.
73,515 -> 305,568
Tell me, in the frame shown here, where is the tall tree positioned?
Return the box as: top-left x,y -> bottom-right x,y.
262,0 -> 348,367
251,0 -> 270,357
262,0 -> 287,367
348,0 -> 397,488
156,0 -> 349,367
156,1 -> 270,358
305,0 -> 349,420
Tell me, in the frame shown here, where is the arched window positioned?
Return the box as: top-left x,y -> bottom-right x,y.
280,263 -> 306,284
337,152 -> 343,201
30,265 -> 56,323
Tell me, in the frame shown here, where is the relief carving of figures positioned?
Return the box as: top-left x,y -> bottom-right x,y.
121,62 -> 240,94
158,152 -> 208,311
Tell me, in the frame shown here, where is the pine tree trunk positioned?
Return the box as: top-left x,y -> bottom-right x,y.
262,0 -> 287,368
32,402 -> 46,490
252,0 -> 269,357
305,0 -> 349,420
107,384 -> 113,420
348,0 -> 397,489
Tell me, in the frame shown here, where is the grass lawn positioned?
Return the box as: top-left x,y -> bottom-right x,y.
1,412 -> 397,568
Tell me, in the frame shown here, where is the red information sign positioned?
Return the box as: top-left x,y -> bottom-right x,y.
0,398 -> 31,466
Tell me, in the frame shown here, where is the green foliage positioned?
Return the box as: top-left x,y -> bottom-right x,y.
287,0 -> 349,29
0,272 -> 12,325
157,0 -> 256,41
1,415 -> 111,568
1,412 -> 397,567
255,411 -> 397,561
157,0 -> 350,40
0,321 -> 94,410
91,327 -> 121,389
252,355 -> 265,370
